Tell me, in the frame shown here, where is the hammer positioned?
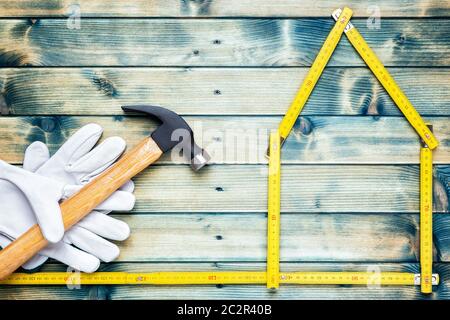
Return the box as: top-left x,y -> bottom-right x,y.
0,105 -> 210,280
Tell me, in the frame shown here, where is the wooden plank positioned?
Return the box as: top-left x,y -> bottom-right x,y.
4,162 -> 449,213
1,116 -> 449,165
0,0 -> 449,17
1,263 -> 449,299
1,68 -> 449,116
127,165 -> 450,213
110,213 -> 450,262
2,116 -> 449,211
0,19 -> 449,67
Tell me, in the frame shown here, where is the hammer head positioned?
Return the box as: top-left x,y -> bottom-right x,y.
122,105 -> 210,171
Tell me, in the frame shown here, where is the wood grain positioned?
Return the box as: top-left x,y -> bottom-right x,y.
1,68 -> 449,116
131,165 -> 450,213
106,213 -> 450,262
3,162 -> 448,214
1,116 -> 449,164
0,0 -> 448,17
1,117 -> 449,213
0,0 -> 449,301
0,19 -> 448,67
1,263 -> 449,299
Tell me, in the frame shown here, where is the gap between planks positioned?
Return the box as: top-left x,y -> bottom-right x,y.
0,0 -> 448,18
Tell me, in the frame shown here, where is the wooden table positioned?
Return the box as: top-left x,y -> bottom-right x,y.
0,0 -> 449,299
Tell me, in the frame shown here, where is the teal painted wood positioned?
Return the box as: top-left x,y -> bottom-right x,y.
1,68 -> 449,116
1,116 -> 449,164
1,263 -> 449,299
0,19 -> 449,66
110,213 -> 450,262
130,165 -> 449,213
435,167 -> 450,213
3,162 -> 449,214
3,161 -> 449,214
1,0 -> 449,17
0,1 -> 449,301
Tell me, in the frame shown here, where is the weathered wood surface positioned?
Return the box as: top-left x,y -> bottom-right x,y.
0,19 -> 449,67
1,116 -> 449,164
39,164 -> 435,213
1,263 -> 450,299
1,68 -> 449,116
1,0 -> 449,17
109,213 -> 450,262
0,0 -> 449,301
122,165 -> 450,213
0,117 -> 450,212
3,162 -> 448,213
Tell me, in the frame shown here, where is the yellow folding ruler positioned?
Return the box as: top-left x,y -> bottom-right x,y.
332,8 -> 438,150
0,271 -> 438,286
267,131 -> 281,289
269,6 -> 354,154
420,125 -> 434,293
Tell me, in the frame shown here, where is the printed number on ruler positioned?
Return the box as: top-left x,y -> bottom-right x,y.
1,271 -> 439,286
332,8 -> 438,149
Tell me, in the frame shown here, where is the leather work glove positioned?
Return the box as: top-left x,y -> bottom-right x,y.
0,124 -> 135,272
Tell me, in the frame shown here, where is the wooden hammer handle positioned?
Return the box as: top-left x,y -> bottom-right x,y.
0,137 -> 163,280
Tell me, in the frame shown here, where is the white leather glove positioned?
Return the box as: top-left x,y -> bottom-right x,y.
0,124 -> 135,272
0,160 -> 65,243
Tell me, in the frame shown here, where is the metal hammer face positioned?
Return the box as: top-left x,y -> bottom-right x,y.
122,105 -> 210,171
